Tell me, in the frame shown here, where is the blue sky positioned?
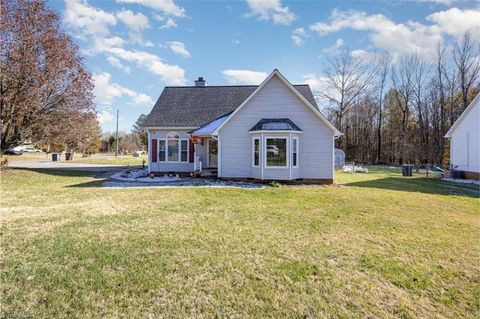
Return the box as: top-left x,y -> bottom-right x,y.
49,0 -> 480,132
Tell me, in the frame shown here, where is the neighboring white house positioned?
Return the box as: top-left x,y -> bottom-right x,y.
143,69 -> 341,183
445,93 -> 480,180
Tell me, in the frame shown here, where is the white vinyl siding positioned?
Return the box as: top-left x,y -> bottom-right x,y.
450,98 -> 480,173
219,75 -> 334,180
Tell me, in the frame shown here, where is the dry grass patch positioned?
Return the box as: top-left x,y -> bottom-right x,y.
70,154 -> 147,166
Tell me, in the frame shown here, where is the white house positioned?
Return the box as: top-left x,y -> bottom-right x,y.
143,69 -> 341,184
445,93 -> 480,180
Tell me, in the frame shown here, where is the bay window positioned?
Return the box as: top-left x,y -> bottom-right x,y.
251,135 -> 301,168
253,138 -> 260,167
292,137 -> 298,167
266,138 -> 287,167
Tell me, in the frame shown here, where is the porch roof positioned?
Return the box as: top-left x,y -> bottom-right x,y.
249,118 -> 302,132
190,114 -> 230,135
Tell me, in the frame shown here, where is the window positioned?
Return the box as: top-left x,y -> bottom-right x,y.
253,138 -> 260,167
266,138 -> 287,167
292,137 -> 298,167
168,139 -> 179,161
159,140 -> 166,162
181,140 -> 188,162
166,132 -> 188,162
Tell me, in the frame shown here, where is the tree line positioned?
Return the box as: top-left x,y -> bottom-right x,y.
100,114 -> 148,154
318,31 -> 479,166
1,0 -> 101,154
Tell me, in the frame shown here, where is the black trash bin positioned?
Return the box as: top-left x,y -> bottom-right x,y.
65,152 -> 73,161
402,164 -> 413,177
52,153 -> 61,161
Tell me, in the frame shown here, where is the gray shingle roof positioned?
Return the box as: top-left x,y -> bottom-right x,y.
143,84 -> 318,128
249,118 -> 302,132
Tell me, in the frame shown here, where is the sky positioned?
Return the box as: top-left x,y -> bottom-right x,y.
49,0 -> 480,133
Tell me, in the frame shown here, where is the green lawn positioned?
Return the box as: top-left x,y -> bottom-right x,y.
1,168 -> 478,318
70,154 -> 147,166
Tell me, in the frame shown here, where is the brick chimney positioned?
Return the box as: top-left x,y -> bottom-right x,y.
194,77 -> 206,87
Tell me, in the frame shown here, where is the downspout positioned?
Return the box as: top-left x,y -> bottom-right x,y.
261,132 -> 264,180
217,135 -> 221,177
147,130 -> 151,174
289,132 -> 292,181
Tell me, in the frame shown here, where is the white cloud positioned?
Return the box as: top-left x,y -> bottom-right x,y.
64,0 -> 116,36
132,94 -> 154,105
116,9 -> 150,32
291,27 -> 308,46
351,49 -> 370,59
93,72 -> 154,107
97,110 -> 115,123
128,31 -> 154,47
302,73 -> 343,105
107,56 -> 131,73
153,14 -> 178,29
85,36 -> 126,55
245,0 -> 296,25
107,47 -> 187,85
308,8 -> 480,58
310,10 -> 394,35
302,74 -> 330,95
426,7 -> 480,38
323,38 -> 344,53
162,17 -> 177,29
116,0 -> 185,17
417,0 -> 456,5
222,69 -> 269,84
168,41 -> 191,58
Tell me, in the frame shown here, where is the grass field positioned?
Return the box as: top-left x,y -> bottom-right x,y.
71,154 -> 147,166
1,168 -> 478,318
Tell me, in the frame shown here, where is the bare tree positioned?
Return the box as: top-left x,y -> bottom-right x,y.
453,31 -> 480,111
391,55 -> 416,163
319,49 -> 380,149
410,53 -> 431,163
376,53 -> 390,163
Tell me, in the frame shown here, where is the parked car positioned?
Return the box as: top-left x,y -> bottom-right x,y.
23,147 -> 42,152
133,150 -> 146,157
3,149 -> 23,156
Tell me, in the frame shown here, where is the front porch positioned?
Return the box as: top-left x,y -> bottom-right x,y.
192,136 -> 218,177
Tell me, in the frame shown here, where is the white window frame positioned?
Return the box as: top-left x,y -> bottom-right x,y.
292,137 -> 298,167
158,139 -> 166,162
165,132 -> 189,163
264,135 -> 289,169
252,137 -> 260,167
180,139 -> 188,162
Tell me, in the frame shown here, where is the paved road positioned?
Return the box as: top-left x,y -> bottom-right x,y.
8,160 -> 137,172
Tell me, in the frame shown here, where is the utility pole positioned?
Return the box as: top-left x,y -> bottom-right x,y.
115,108 -> 119,157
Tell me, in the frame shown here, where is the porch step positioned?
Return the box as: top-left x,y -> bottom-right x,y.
200,168 -> 217,177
